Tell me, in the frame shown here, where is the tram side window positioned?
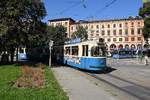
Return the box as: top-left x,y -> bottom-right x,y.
65,47 -> 70,55
72,46 -> 78,56
82,45 -> 88,56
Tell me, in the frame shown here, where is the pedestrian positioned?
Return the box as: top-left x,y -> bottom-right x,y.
144,51 -> 149,66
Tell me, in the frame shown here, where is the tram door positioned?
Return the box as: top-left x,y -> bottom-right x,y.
82,45 -> 88,69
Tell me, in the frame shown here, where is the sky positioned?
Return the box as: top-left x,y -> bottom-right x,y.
43,0 -> 143,22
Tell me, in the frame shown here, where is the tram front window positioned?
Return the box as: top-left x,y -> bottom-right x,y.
91,46 -> 105,57
65,47 -> 70,55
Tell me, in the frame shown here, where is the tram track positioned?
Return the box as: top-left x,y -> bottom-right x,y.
107,73 -> 150,91
85,72 -> 150,100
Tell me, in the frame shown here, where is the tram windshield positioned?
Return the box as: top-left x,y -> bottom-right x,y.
91,46 -> 106,57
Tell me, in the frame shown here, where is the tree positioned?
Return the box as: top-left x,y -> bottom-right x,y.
0,0 -> 47,62
139,1 -> 150,47
46,25 -> 67,46
71,25 -> 88,41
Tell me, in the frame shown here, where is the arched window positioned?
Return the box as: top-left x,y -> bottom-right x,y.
110,44 -> 116,50
131,44 -> 136,49
118,44 -> 123,49
137,44 -> 142,50
125,44 -> 129,49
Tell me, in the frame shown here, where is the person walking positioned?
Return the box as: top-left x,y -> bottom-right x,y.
144,51 -> 149,66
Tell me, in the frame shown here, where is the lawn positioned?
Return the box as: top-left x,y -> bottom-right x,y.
0,64 -> 68,100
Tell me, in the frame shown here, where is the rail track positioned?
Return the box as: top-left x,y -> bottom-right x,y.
85,72 -> 150,100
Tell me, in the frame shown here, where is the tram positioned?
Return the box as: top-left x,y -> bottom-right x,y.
63,38 -> 107,71
17,48 -> 27,61
112,49 -> 136,59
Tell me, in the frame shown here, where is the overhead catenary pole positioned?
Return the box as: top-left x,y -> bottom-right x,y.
49,40 -> 53,68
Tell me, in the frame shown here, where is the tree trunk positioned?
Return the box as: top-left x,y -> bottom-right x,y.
10,50 -> 15,63
16,47 -> 19,62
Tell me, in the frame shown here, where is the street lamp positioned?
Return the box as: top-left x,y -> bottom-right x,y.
49,40 -> 53,67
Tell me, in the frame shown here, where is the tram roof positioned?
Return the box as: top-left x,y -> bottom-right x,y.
64,39 -> 100,46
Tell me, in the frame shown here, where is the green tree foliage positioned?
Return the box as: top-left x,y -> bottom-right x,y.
46,25 -> 67,46
27,25 -> 67,63
0,0 -> 47,62
139,2 -> 150,45
71,25 -> 88,41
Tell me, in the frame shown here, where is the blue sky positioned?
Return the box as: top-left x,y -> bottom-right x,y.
43,0 -> 143,22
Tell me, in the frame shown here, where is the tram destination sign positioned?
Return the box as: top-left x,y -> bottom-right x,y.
65,38 -> 81,44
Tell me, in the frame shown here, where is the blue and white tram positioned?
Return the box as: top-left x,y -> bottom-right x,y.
63,39 -> 107,71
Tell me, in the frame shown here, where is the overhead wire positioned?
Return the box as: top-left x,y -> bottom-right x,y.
52,0 -> 87,18
85,0 -> 118,20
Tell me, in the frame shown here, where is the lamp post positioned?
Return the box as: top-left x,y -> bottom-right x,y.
49,40 -> 53,68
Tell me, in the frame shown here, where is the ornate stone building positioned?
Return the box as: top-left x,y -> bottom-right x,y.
48,17 -> 144,51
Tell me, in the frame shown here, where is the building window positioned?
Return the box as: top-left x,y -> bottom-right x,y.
119,38 -> 122,41
102,25 -> 104,28
113,38 -> 116,42
96,30 -> 99,33
138,37 -> 141,41
96,34 -> 99,36
137,28 -> 141,34
119,24 -> 122,28
113,30 -> 116,35
91,25 -> 93,29
56,22 -> 61,25
91,30 -> 94,33
85,26 -> 88,29
131,28 -> 134,35
113,24 -> 116,28
137,22 -> 140,27
110,44 -> 116,49
131,22 -> 134,27
107,38 -> 111,42
108,24 -> 110,28
125,37 -> 128,41
125,29 -> 128,35
131,37 -> 135,41
131,44 -> 136,49
51,23 -> 54,26
71,27 -> 73,30
90,34 -> 93,37
119,29 -> 122,35
102,30 -> 105,35
107,30 -> 110,35
137,44 -> 142,49
96,25 -> 99,29
125,44 -> 129,49
125,22 -> 128,27
65,22 -> 68,25
118,44 -> 123,49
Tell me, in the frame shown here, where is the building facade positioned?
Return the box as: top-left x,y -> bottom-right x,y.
48,17 -> 144,51
48,18 -> 75,38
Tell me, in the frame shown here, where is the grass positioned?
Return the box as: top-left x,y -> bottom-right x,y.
0,64 -> 68,100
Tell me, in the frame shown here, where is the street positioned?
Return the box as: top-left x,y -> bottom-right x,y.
85,58 -> 150,100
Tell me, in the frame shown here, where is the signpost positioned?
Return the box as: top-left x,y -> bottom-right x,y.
49,40 -> 53,68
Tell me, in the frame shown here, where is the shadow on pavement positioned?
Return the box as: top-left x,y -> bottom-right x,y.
77,66 -> 117,74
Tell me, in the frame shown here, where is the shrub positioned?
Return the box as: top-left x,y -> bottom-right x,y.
15,65 -> 45,88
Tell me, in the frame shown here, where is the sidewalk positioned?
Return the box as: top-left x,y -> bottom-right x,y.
52,67 -> 118,100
